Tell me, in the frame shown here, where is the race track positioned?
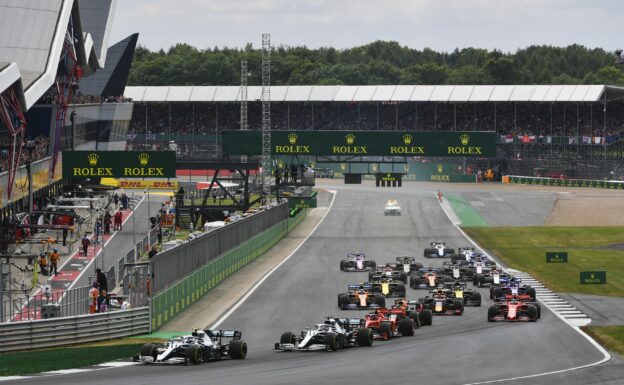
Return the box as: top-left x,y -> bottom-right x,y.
17,183 -> 615,385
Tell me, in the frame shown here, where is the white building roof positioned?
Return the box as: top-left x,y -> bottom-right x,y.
124,84 -> 623,103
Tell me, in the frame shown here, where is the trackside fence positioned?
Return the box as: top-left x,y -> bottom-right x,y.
0,307 -> 150,352
505,175 -> 624,189
150,208 -> 307,330
150,203 -> 289,293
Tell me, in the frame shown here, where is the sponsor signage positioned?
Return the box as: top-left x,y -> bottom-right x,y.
546,252 -> 568,263
222,131 -> 496,157
580,271 -> 607,284
118,180 -> 179,190
63,151 -> 176,179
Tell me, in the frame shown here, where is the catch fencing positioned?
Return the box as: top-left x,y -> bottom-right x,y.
0,307 -> 149,352
505,175 -> 624,189
150,203 -> 289,293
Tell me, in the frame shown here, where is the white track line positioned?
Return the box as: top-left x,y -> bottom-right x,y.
210,190 -> 337,329
436,193 -> 611,385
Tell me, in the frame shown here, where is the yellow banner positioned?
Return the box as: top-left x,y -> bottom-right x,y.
101,178 -> 178,190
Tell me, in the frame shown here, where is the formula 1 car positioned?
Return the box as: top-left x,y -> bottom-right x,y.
137,329 -> 247,364
491,277 -> 536,301
395,298 -> 434,326
424,242 -> 455,258
338,284 -> 386,310
443,281 -> 482,306
488,299 -> 538,322
409,268 -> 446,289
340,252 -> 377,272
393,256 -> 424,273
364,307 -> 417,339
370,277 -> 406,297
369,265 -> 408,284
473,266 -> 507,288
414,289 -> 464,315
384,200 -> 401,216
451,247 -> 478,264
275,317 -> 373,351
442,262 -> 475,280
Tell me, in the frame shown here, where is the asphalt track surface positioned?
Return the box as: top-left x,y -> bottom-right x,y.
17,183 -> 619,385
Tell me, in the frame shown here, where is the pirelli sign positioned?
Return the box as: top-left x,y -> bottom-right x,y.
63,151 -> 176,179
222,131 -> 496,157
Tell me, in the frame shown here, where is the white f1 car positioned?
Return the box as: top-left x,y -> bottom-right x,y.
137,329 -> 247,364
384,200 -> 401,216
424,242 -> 455,258
276,317 -> 373,351
340,252 -> 377,272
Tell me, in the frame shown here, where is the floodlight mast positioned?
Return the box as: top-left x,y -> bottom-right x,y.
261,34 -> 271,198
240,60 -> 249,163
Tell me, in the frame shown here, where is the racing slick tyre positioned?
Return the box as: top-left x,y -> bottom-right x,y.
398,318 -> 415,336
472,292 -> 482,306
454,299 -> 464,314
280,331 -> 297,345
410,276 -> 421,289
141,343 -> 157,361
451,255 -> 463,264
339,260 -> 348,271
399,272 -> 408,284
419,309 -> 433,326
408,312 -> 420,328
493,288 -> 504,300
229,340 -> 248,359
487,305 -> 499,321
489,286 -> 496,299
338,293 -> 351,309
186,345 -> 202,364
379,321 -> 393,340
374,295 -> 386,308
533,302 -> 542,319
396,283 -> 406,297
424,249 -> 433,258
527,287 -> 536,300
464,269 -> 474,278
474,274 -> 482,287
368,261 -> 377,271
357,327 -> 374,346
325,332 -> 339,351
526,305 -> 538,322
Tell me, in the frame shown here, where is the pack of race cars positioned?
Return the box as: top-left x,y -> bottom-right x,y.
137,241 -> 540,363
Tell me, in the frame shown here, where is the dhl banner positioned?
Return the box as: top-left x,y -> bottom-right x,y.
100,178 -> 178,190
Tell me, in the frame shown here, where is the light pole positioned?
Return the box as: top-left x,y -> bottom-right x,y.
131,192 -> 137,258
144,188 -> 151,245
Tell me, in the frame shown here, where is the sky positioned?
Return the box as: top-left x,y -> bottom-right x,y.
110,0 -> 623,52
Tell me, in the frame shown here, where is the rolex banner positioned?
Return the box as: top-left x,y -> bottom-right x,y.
222,131 -> 496,157
62,151 -> 176,179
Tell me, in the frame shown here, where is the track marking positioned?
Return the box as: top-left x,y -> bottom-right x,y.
436,193 -> 611,385
211,190 -> 337,329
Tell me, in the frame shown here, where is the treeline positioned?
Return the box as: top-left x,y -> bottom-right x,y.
128,41 -> 624,86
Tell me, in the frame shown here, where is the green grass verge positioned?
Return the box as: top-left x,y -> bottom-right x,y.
0,343 -> 143,377
463,226 -> 624,297
446,194 -> 488,227
582,326 -> 624,356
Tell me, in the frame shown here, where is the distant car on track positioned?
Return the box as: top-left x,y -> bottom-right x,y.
424,242 -> 455,258
384,199 -> 401,215
338,284 -> 386,309
488,299 -> 539,322
340,252 -> 377,272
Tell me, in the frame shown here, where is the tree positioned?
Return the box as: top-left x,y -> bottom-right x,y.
485,58 -> 521,84
400,63 -> 449,84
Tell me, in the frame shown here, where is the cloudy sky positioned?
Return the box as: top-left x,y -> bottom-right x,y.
110,0 -> 622,52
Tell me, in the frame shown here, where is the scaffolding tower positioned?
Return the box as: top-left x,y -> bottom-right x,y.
240,60 -> 248,163
261,34 -> 271,195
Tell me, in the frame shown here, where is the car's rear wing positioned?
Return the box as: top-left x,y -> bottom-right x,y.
205,329 -> 242,340
348,283 -> 372,290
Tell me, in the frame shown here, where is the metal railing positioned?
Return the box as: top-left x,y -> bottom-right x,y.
150,203 -> 289,293
0,307 -> 150,352
2,285 -> 90,323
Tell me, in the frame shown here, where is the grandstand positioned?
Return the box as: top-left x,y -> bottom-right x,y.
0,1 -> 136,218
124,84 -> 624,179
